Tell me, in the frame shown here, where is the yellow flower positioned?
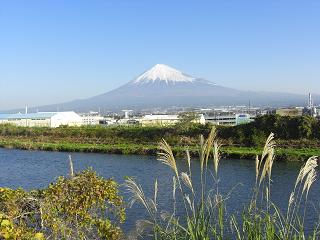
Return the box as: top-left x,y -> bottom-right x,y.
1,219 -> 11,227
34,232 -> 45,240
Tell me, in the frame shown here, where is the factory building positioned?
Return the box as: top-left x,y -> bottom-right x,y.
205,113 -> 254,126
81,115 -> 105,125
139,114 -> 205,126
139,114 -> 179,126
275,93 -> 318,117
306,93 -> 317,117
276,108 -> 303,117
0,112 -> 83,128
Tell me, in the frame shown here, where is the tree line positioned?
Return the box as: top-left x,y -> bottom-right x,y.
219,114 -> 320,146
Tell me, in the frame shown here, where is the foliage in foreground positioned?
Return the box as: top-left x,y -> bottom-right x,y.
126,127 -> 320,239
0,167 -> 125,240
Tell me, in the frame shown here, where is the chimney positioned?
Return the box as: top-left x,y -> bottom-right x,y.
308,93 -> 313,109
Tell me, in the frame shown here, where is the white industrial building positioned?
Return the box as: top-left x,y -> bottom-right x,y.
0,112 -> 83,128
81,115 -> 105,125
205,113 -> 254,126
139,114 -> 205,126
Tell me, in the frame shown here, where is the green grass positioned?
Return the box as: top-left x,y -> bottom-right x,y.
221,147 -> 320,161
1,138 -> 319,161
1,121 -> 320,161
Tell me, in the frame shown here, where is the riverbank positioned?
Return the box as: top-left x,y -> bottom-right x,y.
1,119 -> 320,162
0,138 -> 318,161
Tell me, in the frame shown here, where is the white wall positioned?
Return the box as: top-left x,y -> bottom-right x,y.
0,118 -> 51,127
82,115 -> 104,125
50,112 -> 83,127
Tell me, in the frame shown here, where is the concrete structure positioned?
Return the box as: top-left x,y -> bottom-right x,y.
205,113 -> 254,126
139,114 -> 179,126
306,93 -> 317,117
276,108 -> 303,117
81,115 -> 104,125
122,110 -> 133,119
0,112 -> 83,128
117,118 -> 140,125
235,114 -> 254,125
101,118 -> 118,125
308,93 -> 314,109
139,114 -> 205,126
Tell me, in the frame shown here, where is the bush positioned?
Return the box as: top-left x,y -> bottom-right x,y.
0,169 -> 125,240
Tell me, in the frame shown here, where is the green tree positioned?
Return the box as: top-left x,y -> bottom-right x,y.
177,112 -> 199,130
313,121 -> 320,139
0,170 -> 125,240
297,115 -> 316,138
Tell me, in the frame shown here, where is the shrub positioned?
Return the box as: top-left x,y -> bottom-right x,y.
0,168 -> 125,240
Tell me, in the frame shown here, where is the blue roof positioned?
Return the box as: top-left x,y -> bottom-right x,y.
0,112 -> 57,120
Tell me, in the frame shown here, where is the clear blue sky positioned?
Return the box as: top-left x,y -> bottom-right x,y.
0,0 -> 319,110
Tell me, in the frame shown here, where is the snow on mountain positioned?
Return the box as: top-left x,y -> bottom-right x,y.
10,63 -> 315,112
133,64 -> 196,84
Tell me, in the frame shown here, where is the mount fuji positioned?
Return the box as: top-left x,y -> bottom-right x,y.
15,64 -> 318,112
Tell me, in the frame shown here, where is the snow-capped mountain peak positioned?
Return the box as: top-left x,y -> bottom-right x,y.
133,64 -> 196,84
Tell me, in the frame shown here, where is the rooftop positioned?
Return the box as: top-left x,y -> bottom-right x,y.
0,112 -> 65,120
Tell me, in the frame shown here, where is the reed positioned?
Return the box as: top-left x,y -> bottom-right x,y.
125,128 -> 320,239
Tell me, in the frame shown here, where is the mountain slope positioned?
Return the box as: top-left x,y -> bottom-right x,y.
8,64 -> 318,112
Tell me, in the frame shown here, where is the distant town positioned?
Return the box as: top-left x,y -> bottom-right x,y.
0,93 -> 318,128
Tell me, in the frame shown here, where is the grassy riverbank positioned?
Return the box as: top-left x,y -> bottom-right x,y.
1,137 -> 319,161
1,114 -> 320,161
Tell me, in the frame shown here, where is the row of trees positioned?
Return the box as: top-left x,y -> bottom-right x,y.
219,115 -> 320,146
0,122 -> 209,145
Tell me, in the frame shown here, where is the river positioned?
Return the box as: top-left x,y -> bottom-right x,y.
0,148 -> 319,235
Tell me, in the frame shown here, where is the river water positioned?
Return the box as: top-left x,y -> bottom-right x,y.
0,148 -> 319,235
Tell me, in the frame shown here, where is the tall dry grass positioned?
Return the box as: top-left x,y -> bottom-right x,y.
125,128 -> 320,239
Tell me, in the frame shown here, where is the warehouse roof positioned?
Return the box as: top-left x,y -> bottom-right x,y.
0,112 -> 57,120
142,114 -> 179,120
